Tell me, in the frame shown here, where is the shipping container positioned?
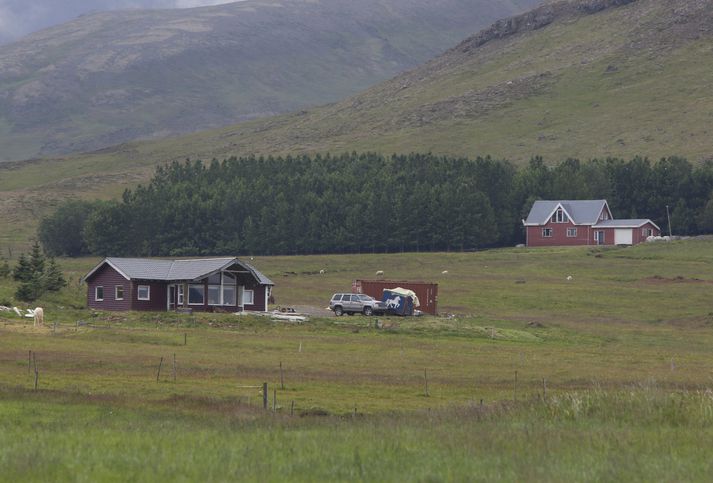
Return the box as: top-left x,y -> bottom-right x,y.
352,280 -> 438,315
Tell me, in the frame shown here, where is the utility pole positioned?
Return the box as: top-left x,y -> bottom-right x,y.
666,204 -> 672,237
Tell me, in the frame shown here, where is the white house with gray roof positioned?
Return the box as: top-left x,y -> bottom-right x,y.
523,200 -> 660,247
84,257 -> 273,313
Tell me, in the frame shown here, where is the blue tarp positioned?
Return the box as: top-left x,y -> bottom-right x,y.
382,290 -> 414,316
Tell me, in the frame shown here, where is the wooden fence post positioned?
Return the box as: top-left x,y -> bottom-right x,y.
33,353 -> 38,390
184,333 -> 187,346
424,369 -> 429,397
280,361 -> 284,390
273,388 -> 277,411
156,357 -> 164,382
28,350 -> 32,375
262,382 -> 268,410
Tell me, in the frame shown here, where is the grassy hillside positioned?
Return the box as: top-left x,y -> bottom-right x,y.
3,240 -> 713,479
2,0 -> 712,252
0,0 -> 540,163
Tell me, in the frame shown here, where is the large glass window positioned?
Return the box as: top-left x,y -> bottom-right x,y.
208,286 -> 221,305
243,289 -> 254,305
542,228 -> 552,237
189,284 -> 205,305
206,272 -> 238,305
115,285 -> 124,300
95,286 -> 104,301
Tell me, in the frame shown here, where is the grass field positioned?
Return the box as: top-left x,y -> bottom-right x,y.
2,240 -> 713,480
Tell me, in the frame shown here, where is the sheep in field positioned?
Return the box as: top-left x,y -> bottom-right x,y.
375,270 -> 384,276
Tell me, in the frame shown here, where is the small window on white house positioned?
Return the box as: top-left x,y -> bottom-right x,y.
138,285 -> 150,301
115,285 -> 124,300
567,228 -> 577,237
95,286 -> 104,301
243,289 -> 254,305
542,228 -> 553,238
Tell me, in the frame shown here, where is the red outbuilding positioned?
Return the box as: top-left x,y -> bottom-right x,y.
523,200 -> 661,247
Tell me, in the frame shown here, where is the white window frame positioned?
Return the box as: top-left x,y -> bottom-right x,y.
243,289 -> 254,305
177,285 -> 184,305
95,286 -> 104,302
188,284 -> 205,305
566,228 -> 577,238
137,285 -> 151,301
115,285 -> 124,301
642,228 -> 653,237
542,228 -> 552,238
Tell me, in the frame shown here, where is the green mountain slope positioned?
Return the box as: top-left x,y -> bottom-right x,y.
0,0 -> 540,162
120,0 -> 709,163
3,0 -> 713,252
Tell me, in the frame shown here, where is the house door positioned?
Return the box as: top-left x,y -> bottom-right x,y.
594,230 -> 605,245
167,284 -> 176,311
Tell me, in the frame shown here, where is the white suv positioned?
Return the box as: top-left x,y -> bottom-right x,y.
329,293 -> 385,316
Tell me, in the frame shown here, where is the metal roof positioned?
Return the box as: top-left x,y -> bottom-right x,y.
242,261 -> 274,286
524,200 -> 609,225
593,219 -> 661,229
84,257 -> 273,285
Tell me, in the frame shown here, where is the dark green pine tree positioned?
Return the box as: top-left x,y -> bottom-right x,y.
12,254 -> 32,282
15,271 -> 44,302
28,240 -> 45,275
44,257 -> 66,292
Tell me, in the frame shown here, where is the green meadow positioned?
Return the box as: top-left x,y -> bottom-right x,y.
2,240 -> 713,480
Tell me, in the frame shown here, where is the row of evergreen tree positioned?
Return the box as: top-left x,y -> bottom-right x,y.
38,153 -> 713,257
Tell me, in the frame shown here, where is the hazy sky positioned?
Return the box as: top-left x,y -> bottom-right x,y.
0,0 -> 239,44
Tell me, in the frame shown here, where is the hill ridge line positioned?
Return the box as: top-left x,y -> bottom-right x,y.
453,0 -> 638,54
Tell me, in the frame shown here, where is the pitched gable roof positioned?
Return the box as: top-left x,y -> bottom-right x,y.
84,257 -> 273,285
593,219 -> 661,230
524,200 -> 610,225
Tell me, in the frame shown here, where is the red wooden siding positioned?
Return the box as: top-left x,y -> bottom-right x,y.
527,222 -> 660,247
242,284 -> 267,312
86,264 -> 131,311
130,281 -> 168,311
526,220 -> 592,247
632,222 -> 661,244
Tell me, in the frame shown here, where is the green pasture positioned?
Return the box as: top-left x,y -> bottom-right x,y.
2,240 -> 713,480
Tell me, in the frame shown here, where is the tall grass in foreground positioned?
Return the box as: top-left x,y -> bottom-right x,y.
2,387 -> 713,482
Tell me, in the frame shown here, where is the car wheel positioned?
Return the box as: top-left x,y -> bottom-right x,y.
363,306 -> 373,316
334,306 -> 343,316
